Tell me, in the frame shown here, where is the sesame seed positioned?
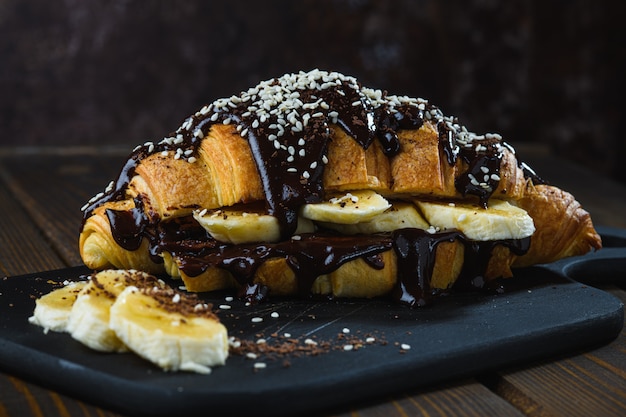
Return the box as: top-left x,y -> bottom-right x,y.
254,362 -> 267,370
225,296 -> 234,302
401,343 -> 411,350
219,304 -> 231,310
172,294 -> 181,303
251,317 -> 263,323
271,312 -> 280,318
343,344 -> 354,351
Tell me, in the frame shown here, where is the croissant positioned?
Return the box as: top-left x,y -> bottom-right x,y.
79,70 -> 601,306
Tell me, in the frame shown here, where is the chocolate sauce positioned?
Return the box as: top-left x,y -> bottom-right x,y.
174,232 -> 392,303
80,70 -> 539,307
105,208 -> 145,251
453,236 -> 531,292
391,229 -> 462,307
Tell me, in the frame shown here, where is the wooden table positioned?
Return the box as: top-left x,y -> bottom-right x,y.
1,145 -> 626,417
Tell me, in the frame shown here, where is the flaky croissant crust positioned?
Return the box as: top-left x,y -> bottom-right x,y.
79,70 -> 601,305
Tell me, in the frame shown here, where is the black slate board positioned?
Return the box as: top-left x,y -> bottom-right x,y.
1,227 -> 625,417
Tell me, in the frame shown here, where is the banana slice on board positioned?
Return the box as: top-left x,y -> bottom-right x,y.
109,285 -> 228,374
28,281 -> 87,333
30,269 -> 228,374
66,270 -> 164,352
416,199 -> 535,241
301,190 -> 391,224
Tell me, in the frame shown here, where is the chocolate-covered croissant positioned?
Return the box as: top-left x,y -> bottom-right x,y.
79,70 -> 601,306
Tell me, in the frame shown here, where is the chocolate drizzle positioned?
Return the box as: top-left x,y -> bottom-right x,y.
80,69 -> 539,307
105,208 -> 145,251
391,229 -> 462,307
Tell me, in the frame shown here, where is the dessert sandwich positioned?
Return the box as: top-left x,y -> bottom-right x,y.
77,69 -> 601,307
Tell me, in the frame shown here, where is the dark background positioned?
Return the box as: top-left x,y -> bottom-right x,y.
1,0 -> 625,185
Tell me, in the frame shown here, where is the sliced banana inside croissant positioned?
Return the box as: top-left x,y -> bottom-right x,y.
192,188 -> 534,245
416,199 -> 535,241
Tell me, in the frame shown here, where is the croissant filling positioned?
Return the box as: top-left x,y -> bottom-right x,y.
79,69 -> 601,307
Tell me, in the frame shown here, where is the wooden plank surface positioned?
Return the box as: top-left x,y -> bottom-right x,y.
0,154 -> 122,266
0,176 -> 66,276
1,148 -> 626,417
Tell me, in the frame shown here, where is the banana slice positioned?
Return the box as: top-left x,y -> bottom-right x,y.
319,201 -> 429,234
416,199 -> 535,241
109,285 -> 228,374
194,208 -> 314,244
66,269 -> 163,352
300,190 -> 391,224
28,281 -> 87,333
